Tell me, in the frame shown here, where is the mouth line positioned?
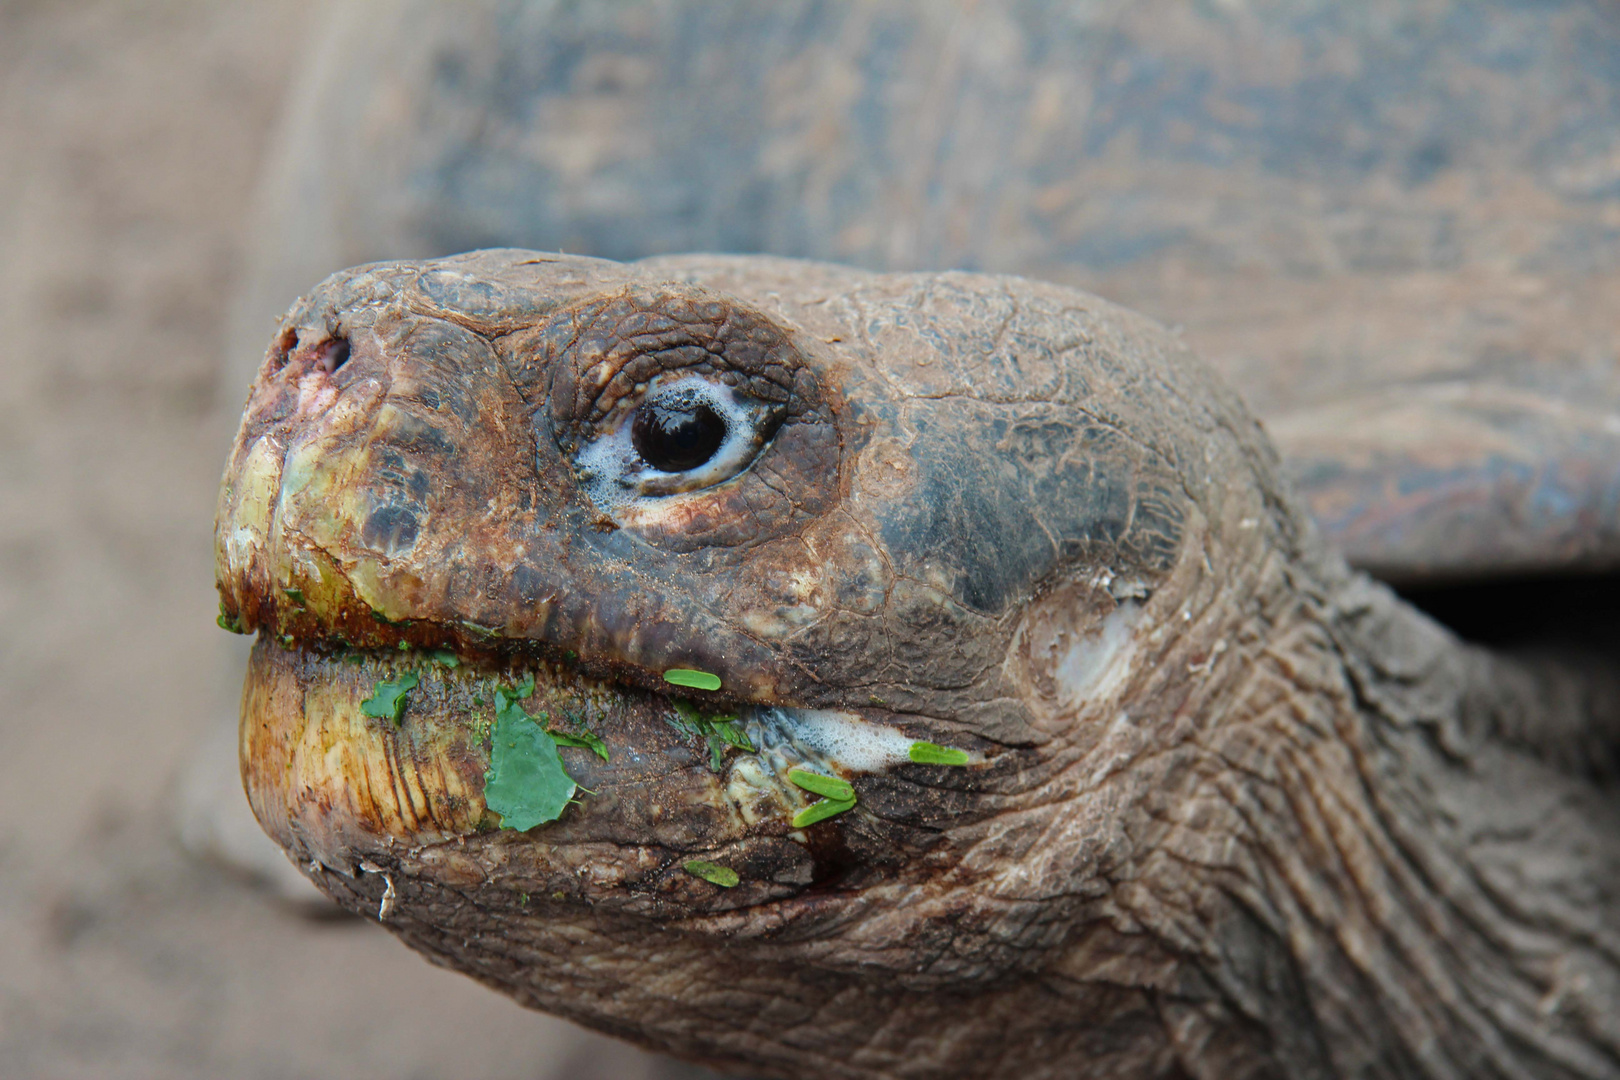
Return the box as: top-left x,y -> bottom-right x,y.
265,615 -> 959,761
269,630 -> 940,775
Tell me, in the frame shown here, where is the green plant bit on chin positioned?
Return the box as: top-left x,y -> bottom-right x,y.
663,668 -> 721,692
683,860 -> 740,888
788,768 -> 855,803
514,673 -> 536,699
909,741 -> 971,766
360,672 -> 420,725
791,796 -> 856,828
430,649 -> 460,668
484,696 -> 578,831
282,586 -> 305,606
216,603 -> 244,634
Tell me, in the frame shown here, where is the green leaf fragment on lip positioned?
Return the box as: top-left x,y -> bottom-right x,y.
549,728 -> 610,762
668,700 -> 754,770
683,860 -> 740,888
711,718 -> 755,753
668,699 -> 703,739
909,741 -> 971,766
484,698 -> 578,831
788,768 -> 855,803
791,797 -> 856,828
360,672 -> 420,725
282,586 -> 305,606
663,668 -> 721,691
430,649 -> 460,668
704,729 -> 727,771
515,673 -> 536,699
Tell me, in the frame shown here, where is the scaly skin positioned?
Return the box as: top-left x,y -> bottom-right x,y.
219,250 -> 1620,1079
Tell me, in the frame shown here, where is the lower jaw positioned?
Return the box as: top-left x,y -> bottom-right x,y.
237,636 -> 932,916
239,638 -> 1029,1075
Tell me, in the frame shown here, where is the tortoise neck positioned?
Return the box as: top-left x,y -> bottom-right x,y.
1143,572 -> 1620,1079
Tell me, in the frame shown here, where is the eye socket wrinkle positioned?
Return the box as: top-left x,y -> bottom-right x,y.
540,286 -> 835,542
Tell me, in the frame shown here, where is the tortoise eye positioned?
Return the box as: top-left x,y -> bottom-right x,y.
632,398 -> 728,473
574,376 -> 782,508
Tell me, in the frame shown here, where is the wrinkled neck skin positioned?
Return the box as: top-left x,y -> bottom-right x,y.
1073,551 -> 1620,1080
298,522 -> 1620,1080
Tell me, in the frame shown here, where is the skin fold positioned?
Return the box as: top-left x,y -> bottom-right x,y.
218,250 -> 1620,1079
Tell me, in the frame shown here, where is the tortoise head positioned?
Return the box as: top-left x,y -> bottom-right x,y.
217,250 -> 1301,1074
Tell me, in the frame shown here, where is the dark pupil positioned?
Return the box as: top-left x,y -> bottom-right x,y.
631,401 -> 728,472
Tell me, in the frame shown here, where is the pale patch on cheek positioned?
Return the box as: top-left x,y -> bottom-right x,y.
1007,583 -> 1152,736
1051,600 -> 1143,711
786,567 -> 821,600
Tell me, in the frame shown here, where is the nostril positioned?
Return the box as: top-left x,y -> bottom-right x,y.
315,337 -> 351,374
267,327 -> 298,374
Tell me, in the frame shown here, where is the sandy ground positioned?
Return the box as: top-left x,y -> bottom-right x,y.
0,3 -> 699,1076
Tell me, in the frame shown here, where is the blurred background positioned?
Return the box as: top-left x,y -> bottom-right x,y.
3,0 -> 1619,1077
0,3 -> 685,1077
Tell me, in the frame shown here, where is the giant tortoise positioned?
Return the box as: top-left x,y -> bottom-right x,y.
216,2 -> 1620,1077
